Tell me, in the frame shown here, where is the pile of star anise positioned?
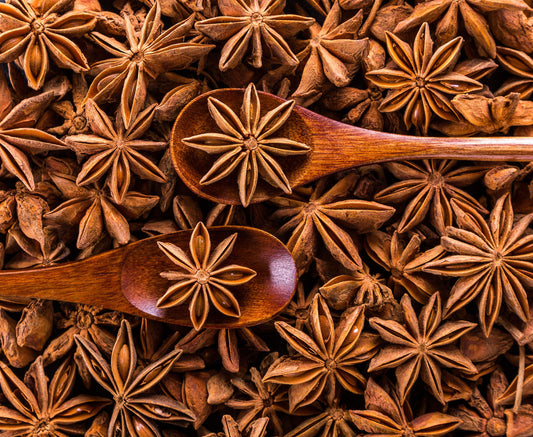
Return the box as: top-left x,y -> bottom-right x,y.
1,0 -> 533,435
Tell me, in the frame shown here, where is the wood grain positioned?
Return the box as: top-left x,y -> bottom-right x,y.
0,227 -> 297,328
171,88 -> 533,205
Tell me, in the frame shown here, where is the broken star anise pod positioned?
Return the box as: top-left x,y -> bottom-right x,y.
366,22 -> 483,135
263,294 -> 380,412
74,319 -> 196,437
0,0 -> 96,90
195,0 -> 314,71
157,222 -> 256,330
183,82 -> 310,207
368,292 -> 477,404
424,194 -> 533,337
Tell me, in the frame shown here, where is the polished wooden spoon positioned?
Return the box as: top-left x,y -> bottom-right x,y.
0,226 -> 297,328
171,88 -> 533,205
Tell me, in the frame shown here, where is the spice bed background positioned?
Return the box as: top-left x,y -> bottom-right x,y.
1,0 -> 533,436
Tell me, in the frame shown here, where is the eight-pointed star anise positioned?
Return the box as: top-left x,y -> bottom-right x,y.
157,222 -> 257,330
183,83 -> 310,207
87,1 -> 214,128
65,99 -> 167,204
424,194 -> 533,337
0,356 -> 110,436
0,0 -> 96,89
366,22 -> 483,135
195,0 -> 314,71
74,319 -> 196,437
368,292 -> 477,404
263,294 -> 380,412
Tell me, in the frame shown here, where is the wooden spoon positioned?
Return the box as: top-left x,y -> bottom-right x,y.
171,88 -> 533,205
0,226 -> 297,328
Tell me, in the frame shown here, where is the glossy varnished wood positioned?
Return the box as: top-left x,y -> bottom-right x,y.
171,88 -> 533,205
0,227 -> 297,328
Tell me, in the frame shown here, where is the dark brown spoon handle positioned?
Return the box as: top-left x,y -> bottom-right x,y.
0,227 -> 297,328
291,106 -> 533,186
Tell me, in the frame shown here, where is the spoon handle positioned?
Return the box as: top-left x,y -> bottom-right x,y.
297,108 -> 533,184
0,249 -> 132,312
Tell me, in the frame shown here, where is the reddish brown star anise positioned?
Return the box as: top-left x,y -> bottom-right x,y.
424,194 -> 533,337
195,0 -> 314,71
0,0 -> 96,89
366,23 -> 482,135
263,294 -> 380,412
350,377 -> 462,436
368,292 -> 477,404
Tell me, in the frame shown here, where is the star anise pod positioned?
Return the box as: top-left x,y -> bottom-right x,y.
374,159 -> 488,234
157,222 -> 257,330
366,22 -> 483,135
87,1 -> 214,128
495,46 -> 533,99
424,194 -> 533,337
205,415 -> 269,437
75,319 -> 196,436
183,82 -> 310,207
263,294 -> 380,412
365,230 -> 445,303
0,356 -> 110,435
279,282 -> 318,330
195,0 -> 314,71
0,69 -> 66,190
226,366 -> 290,436
433,93 -> 533,136
368,292 -> 477,404
393,0 -> 530,58
45,170 -> 159,249
271,173 -> 395,273
0,0 -> 96,89
285,401 -> 357,437
350,377 -> 462,436
292,4 -> 368,104
65,99 -> 167,204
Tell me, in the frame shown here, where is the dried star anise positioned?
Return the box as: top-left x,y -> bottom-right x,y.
183,82 -> 310,207
157,222 -> 256,330
366,22 -> 483,135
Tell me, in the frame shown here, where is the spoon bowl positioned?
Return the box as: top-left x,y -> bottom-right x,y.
0,226 -> 297,328
171,88 -> 533,205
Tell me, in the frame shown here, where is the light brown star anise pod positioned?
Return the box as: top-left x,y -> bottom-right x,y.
393,0 -> 530,58
227,366 -> 290,436
0,0 -> 95,89
45,171 -> 159,249
65,100 -> 167,204
87,1 -> 214,128
263,294 -> 380,412
374,159 -> 488,234
285,401 -> 357,437
368,292 -> 477,404
183,83 -> 310,207
366,22 -> 483,135
495,46 -> 533,99
433,93 -> 533,136
350,377 -> 462,436
271,174 -> 395,273
424,194 -> 533,336
0,356 -> 110,436
157,222 -> 256,330
365,230 -> 445,303
205,415 -> 269,437
75,319 -> 196,437
292,3 -> 368,104
0,69 -> 66,190
424,194 -> 533,337
195,0 -> 314,71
